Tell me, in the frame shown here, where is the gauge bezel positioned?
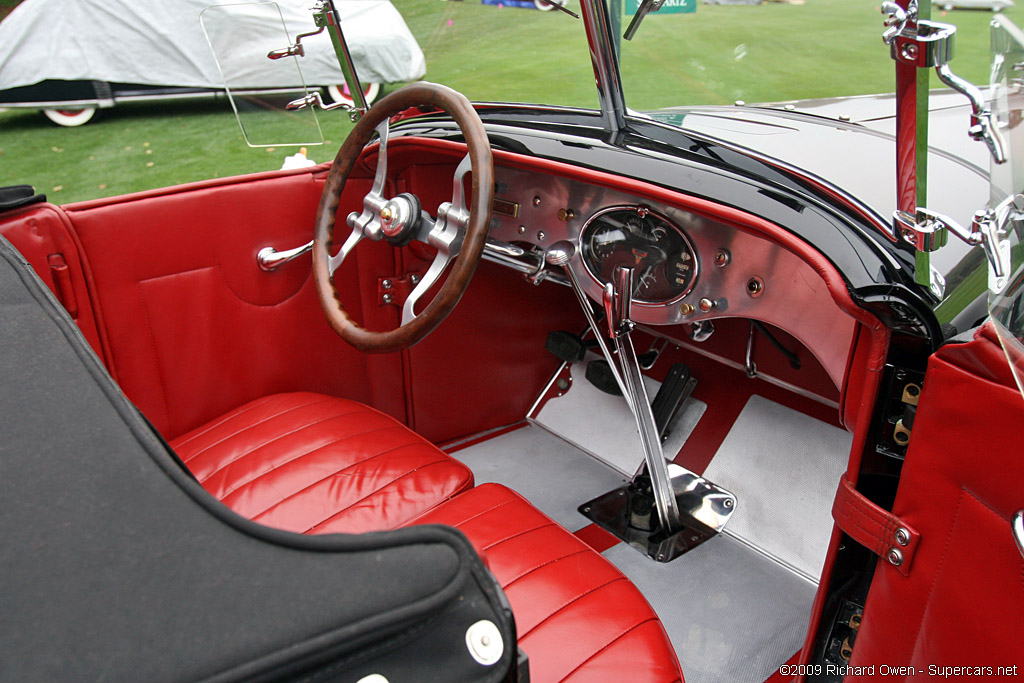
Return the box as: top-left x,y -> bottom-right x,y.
579,204 -> 700,304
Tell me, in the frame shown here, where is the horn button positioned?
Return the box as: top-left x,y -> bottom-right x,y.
379,193 -> 422,247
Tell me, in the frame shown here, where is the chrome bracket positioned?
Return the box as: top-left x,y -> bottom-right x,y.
894,194 -> 1019,292
881,1 -> 1006,164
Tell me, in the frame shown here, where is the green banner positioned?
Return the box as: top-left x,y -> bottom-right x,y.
624,0 -> 695,15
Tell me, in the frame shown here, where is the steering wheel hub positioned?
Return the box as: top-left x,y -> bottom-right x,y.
380,193 -> 422,247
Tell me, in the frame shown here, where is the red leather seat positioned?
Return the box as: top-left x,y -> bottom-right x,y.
170,392 -> 474,533
407,484 -> 683,683
173,393 -> 683,682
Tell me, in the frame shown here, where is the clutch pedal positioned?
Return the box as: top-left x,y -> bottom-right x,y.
545,330 -> 596,363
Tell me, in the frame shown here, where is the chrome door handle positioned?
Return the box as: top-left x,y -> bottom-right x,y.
257,240 -> 313,271
1013,511 -> 1024,561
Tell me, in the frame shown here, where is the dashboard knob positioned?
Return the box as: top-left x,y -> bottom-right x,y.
698,297 -> 717,312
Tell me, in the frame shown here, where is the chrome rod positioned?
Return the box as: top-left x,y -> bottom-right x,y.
578,0 -> 626,135
545,242 -> 631,405
611,304 -> 682,532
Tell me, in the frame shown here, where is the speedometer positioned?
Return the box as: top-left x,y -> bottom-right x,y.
580,206 -> 698,303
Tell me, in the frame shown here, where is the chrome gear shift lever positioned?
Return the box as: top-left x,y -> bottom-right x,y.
546,242 -> 737,552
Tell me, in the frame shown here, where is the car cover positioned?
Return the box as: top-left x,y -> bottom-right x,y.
0,0 -> 426,91
0,231 -> 515,682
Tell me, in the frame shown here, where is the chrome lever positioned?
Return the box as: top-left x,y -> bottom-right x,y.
257,240 -> 314,271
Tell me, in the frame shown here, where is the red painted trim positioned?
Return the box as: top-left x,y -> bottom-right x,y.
573,523 -> 621,553
441,421 -> 529,454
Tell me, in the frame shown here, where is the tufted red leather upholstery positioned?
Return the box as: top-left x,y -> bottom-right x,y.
407,484 -> 684,683
170,392 -> 474,534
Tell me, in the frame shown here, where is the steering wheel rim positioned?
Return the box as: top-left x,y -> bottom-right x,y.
312,82 -> 493,353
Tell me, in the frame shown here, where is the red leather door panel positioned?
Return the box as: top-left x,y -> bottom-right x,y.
62,168 -> 404,440
0,203 -> 110,366
848,324 -> 1024,678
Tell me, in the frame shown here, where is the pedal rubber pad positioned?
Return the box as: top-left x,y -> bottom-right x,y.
585,360 -> 622,395
651,363 -> 695,438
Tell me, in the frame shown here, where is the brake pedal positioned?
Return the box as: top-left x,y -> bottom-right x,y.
651,363 -> 696,440
585,360 -> 622,395
546,330 -> 596,363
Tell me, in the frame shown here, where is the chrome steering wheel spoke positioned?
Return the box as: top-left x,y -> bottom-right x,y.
332,119 -> 392,275
400,154 -> 473,324
328,226 -> 363,275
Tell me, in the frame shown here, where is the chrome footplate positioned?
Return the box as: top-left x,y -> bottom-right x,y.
580,464 -> 736,563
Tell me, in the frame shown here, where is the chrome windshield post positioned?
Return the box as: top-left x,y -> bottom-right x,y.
314,0 -> 368,120
579,0 -> 627,135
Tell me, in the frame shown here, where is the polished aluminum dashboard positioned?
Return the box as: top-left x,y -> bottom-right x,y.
485,163 -> 857,389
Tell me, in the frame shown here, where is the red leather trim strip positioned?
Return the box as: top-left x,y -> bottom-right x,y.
832,474 -> 920,577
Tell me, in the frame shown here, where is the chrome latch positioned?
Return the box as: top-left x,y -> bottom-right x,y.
881,1 -> 1006,164
894,194 -> 1019,292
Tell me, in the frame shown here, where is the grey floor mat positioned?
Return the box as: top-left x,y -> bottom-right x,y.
452,425 -> 628,531
702,395 -> 852,581
532,354 -> 707,475
604,536 -> 814,683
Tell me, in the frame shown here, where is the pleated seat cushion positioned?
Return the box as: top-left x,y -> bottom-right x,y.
170,392 -> 474,534
406,483 -> 684,683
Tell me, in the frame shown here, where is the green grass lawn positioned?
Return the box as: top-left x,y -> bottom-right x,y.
2,0 -> 1022,204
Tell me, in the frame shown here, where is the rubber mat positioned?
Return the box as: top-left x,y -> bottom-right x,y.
701,394 -> 852,581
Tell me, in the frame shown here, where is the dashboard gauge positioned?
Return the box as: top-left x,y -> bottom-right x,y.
580,206 -> 698,303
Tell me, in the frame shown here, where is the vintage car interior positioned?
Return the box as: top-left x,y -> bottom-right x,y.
3,0 -> 1024,681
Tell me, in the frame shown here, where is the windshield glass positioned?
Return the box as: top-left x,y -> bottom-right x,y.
989,14 -> 1024,401
403,0 -> 597,109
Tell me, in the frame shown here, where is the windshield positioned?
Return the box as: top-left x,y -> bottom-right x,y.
403,0 -> 597,110
989,14 -> 1024,401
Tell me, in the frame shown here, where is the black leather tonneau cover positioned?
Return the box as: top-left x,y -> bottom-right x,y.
0,235 -> 514,682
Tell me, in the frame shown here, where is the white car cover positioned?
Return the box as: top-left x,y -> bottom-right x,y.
0,0 -> 425,91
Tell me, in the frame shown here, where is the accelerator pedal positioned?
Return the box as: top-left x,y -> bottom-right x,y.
651,363 -> 697,441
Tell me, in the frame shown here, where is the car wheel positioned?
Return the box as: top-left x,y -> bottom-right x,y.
42,108 -> 97,127
324,83 -> 381,108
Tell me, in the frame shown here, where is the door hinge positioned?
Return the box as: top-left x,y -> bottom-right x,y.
377,273 -> 422,308
894,194 -> 1019,293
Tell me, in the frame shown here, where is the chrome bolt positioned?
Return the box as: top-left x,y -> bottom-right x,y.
713,249 -> 730,268
900,43 -> 919,63
518,225 -> 526,234
382,279 -> 392,290
381,293 -> 393,304
887,548 -> 904,567
410,274 -> 420,285
537,231 -> 546,241
723,498 -> 734,509
533,196 -> 542,207
894,527 -> 910,547
698,297 -> 716,312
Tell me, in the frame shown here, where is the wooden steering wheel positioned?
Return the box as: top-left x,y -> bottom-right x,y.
313,82 -> 494,353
